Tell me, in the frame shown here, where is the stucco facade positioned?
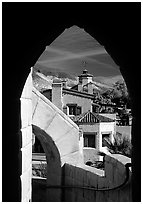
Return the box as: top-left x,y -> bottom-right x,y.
79,124 -> 99,150
62,94 -> 92,114
77,121 -> 115,152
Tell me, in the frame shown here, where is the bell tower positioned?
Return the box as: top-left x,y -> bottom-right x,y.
78,68 -> 93,91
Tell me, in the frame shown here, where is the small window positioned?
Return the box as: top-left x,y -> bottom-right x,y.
67,104 -> 82,116
102,133 -> 110,147
92,105 -> 99,113
84,134 -> 96,148
69,105 -> 77,115
83,86 -> 88,92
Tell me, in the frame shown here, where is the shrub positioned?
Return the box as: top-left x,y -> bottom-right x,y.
103,134 -> 132,158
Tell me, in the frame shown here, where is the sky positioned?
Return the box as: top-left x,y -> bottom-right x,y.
35,25 -> 121,78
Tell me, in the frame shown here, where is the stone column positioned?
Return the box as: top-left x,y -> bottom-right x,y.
20,67 -> 33,202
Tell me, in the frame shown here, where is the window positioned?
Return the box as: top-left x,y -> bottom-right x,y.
84,134 -> 96,148
69,105 -> 77,115
92,105 -> 99,113
102,133 -> 110,147
83,85 -> 88,92
67,104 -> 82,116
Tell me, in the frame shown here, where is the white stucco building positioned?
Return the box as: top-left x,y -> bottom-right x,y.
39,69 -> 116,162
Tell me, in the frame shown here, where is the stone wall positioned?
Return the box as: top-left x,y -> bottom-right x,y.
32,87 -> 82,166
32,177 -> 47,202
32,87 -> 84,201
83,147 -> 100,163
62,154 -> 132,202
20,70 -> 131,202
20,68 -> 33,202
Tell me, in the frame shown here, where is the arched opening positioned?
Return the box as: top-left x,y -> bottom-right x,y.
32,125 -> 62,201
3,4 -> 140,202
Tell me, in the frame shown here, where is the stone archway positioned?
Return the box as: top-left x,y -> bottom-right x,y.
3,4 -> 140,201
18,32 -> 139,202
32,125 -> 62,201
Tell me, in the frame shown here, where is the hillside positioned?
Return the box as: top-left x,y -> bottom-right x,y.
32,70 -> 77,91
34,64 -> 76,80
33,25 -> 124,93
33,69 -> 125,94
32,71 -> 52,92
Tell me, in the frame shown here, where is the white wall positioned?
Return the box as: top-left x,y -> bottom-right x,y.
79,124 -> 100,150
99,122 -> 115,150
32,87 -> 83,165
20,68 -> 33,202
79,124 -> 99,133
82,78 -> 91,86
63,94 -> 92,113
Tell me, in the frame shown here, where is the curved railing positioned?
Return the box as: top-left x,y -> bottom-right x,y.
32,87 -> 83,165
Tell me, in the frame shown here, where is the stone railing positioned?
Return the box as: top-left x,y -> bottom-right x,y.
32,154 -> 131,202
32,87 -> 83,165
32,87 -> 84,201
61,154 -> 132,202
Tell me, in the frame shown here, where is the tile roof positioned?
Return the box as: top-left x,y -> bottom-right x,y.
71,84 -> 78,90
63,87 -> 94,99
72,111 -> 115,124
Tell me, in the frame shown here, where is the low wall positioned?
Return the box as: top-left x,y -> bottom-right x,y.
32,154 -> 132,201
62,154 -> 132,202
32,177 -> 47,202
83,147 -> 100,163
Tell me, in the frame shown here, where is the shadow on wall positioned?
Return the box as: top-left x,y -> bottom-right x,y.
32,125 -> 62,202
61,154 -> 132,202
32,149 -> 132,202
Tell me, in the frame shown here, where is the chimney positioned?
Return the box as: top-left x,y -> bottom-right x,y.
52,79 -> 63,110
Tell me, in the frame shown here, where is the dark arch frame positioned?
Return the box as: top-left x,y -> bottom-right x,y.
32,125 -> 61,179
3,3 -> 141,201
